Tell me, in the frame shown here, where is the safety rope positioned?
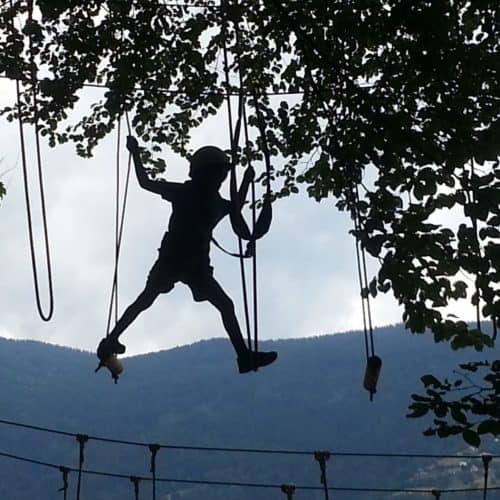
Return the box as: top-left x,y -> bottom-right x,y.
1,448 -> 500,496
105,113 -> 133,337
350,185 -> 380,399
482,454 -> 492,500
468,159 -> 482,334
314,451 -> 331,500
75,434 -> 88,500
12,0 -> 54,321
58,466 -> 70,500
281,484 -> 296,499
220,0 -> 275,358
221,0 -> 252,351
149,444 -> 161,500
130,476 -> 141,500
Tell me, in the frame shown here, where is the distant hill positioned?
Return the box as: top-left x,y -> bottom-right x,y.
0,325 -> 498,500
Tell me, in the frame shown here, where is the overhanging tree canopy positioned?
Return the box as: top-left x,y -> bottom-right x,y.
1,0 -> 499,443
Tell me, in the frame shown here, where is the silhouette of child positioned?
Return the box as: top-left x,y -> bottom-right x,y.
97,136 -> 277,374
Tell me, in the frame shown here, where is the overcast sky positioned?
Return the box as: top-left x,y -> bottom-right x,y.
1,80 -> 478,359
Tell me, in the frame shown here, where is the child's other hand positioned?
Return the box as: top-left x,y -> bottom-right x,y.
126,136 -> 139,152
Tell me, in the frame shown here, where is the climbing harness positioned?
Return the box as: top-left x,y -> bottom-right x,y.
95,113 -> 133,382
12,0 -> 54,321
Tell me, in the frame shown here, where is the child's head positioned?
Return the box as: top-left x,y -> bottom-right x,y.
189,146 -> 230,186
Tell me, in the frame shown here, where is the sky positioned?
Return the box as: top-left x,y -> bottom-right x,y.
0,79 -> 477,359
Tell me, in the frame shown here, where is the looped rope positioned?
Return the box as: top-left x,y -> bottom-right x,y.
12,0 -> 54,321
58,466 -> 70,500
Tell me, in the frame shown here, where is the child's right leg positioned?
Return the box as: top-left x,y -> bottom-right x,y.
108,285 -> 166,343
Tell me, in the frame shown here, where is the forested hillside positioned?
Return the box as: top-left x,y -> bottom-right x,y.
0,325 -> 498,499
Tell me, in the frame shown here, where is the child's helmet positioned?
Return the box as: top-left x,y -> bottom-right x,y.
189,146 -> 230,179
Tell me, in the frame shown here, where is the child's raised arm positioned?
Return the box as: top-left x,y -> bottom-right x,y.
126,136 -> 181,200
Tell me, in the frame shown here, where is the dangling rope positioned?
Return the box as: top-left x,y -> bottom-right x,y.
281,484 -> 296,500
314,451 -> 331,500
130,476 -> 141,500
221,0 -> 252,352
482,454 -> 492,500
351,185 -> 381,400
105,113 -> 133,337
468,159 -> 482,335
148,444 -> 160,500
58,466 -> 70,500
220,0 -> 274,358
12,0 -> 54,321
75,434 -> 88,500
431,489 -> 441,499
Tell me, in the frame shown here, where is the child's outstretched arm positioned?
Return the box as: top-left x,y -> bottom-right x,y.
126,136 -> 181,199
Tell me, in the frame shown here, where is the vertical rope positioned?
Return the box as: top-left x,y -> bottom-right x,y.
58,466 -> 70,500
221,0 -> 252,351
469,159 -> 482,333
482,454 -> 492,500
148,444 -> 160,500
431,490 -> 441,499
280,484 -> 296,499
105,113 -> 133,336
114,118 -> 121,325
12,0 -> 54,321
75,434 -> 88,500
130,476 -> 141,500
314,451 -> 331,500
242,104 -> 259,354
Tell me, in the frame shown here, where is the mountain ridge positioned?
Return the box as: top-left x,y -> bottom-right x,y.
0,325 -> 498,499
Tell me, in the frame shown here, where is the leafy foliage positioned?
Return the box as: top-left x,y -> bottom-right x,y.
0,1 -> 499,443
408,360 -> 500,448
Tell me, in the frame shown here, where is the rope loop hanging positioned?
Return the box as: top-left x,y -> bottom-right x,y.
58,466 -> 70,500
12,0 -> 55,321
314,451 -> 331,500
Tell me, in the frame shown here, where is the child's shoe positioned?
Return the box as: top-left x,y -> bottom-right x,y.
238,350 -> 277,373
95,337 -> 126,382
